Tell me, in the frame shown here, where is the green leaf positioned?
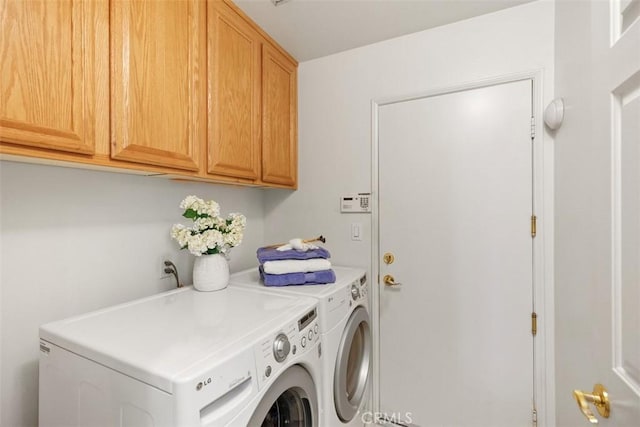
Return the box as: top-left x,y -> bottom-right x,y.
183,209 -> 197,219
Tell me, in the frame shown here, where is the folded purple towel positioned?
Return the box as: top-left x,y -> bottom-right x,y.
259,266 -> 336,287
257,247 -> 331,264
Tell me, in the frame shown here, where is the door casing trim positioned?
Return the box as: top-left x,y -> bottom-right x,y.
369,69 -> 555,426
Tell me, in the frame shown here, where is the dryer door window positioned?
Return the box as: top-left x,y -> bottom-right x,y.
334,306 -> 372,422
248,365 -> 318,427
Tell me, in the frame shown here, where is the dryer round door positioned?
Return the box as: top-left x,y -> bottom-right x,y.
334,305 -> 372,422
248,364 -> 318,427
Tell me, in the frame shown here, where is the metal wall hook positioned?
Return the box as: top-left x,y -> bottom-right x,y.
164,260 -> 183,288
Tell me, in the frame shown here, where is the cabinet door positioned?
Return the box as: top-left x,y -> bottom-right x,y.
261,44 -> 297,187
0,0 -> 103,155
111,0 -> 205,171
207,1 -> 260,180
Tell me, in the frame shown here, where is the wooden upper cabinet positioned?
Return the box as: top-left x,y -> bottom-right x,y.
1,0 -> 298,187
0,0 -> 104,155
110,0 -> 206,171
261,43 -> 297,187
207,1 -> 260,180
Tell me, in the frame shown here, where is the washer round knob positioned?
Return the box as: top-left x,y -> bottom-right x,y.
273,333 -> 290,362
351,284 -> 360,300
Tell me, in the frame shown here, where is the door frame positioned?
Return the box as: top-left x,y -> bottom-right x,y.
369,70 -> 555,426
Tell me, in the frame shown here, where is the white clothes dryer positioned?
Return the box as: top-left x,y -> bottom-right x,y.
39,285 -> 323,426
230,266 -> 372,427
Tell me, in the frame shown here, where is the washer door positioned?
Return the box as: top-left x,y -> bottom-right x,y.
334,306 -> 372,422
248,365 -> 318,427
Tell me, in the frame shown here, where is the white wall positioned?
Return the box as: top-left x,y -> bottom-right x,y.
0,161 -> 265,427
553,4 -> 599,425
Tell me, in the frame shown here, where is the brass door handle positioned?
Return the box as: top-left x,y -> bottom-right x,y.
383,274 -> 402,287
573,384 -> 610,424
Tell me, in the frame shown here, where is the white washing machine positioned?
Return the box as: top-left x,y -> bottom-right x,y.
39,285 -> 323,426
229,266 -> 372,427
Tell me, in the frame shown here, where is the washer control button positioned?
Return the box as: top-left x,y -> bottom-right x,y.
314,324 -> 319,334
292,345 -> 297,355
265,366 -> 272,377
308,330 -> 313,341
301,336 -> 307,348
273,333 -> 290,363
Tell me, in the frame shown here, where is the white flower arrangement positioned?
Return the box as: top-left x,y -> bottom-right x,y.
171,195 -> 246,257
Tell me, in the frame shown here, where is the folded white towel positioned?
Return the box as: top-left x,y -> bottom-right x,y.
276,238 -> 319,252
263,258 -> 331,275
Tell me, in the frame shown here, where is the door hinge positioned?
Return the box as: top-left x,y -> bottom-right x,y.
531,116 -> 536,139
532,408 -> 538,426
531,215 -> 537,238
531,312 -> 538,336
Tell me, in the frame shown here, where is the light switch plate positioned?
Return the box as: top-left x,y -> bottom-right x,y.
351,223 -> 362,241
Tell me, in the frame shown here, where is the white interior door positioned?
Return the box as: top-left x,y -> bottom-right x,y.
377,80 -> 534,427
554,0 -> 640,425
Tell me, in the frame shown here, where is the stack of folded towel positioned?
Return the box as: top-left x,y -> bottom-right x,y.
256,239 -> 336,287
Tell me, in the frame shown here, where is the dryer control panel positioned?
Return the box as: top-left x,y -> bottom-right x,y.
349,273 -> 368,304
254,308 -> 320,390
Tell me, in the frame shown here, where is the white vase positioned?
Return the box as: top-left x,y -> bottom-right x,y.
192,254 -> 229,292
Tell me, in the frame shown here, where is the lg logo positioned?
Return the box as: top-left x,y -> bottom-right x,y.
196,377 -> 212,391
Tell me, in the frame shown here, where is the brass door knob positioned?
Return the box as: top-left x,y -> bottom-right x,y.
383,274 -> 402,287
573,384 -> 610,424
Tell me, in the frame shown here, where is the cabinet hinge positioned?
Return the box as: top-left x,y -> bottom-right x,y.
531,312 -> 538,336
531,116 -> 536,139
531,215 -> 537,238
532,408 -> 538,426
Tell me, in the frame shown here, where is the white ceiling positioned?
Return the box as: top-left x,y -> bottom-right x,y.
235,0 -> 536,62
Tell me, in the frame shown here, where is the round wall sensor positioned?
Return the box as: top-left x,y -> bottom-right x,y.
544,98 -> 564,130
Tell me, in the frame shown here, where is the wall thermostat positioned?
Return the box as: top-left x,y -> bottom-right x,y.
341,193 -> 371,213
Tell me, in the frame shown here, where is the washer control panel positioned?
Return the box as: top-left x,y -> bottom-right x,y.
350,273 -> 368,303
254,308 -> 320,389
